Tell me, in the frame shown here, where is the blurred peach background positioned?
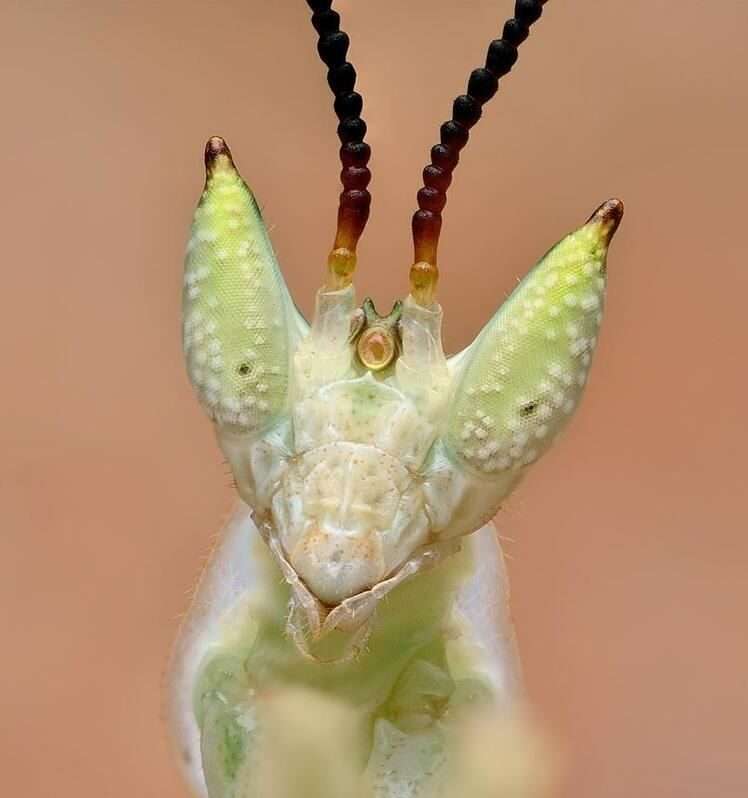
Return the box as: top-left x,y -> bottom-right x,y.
2,1 -> 747,796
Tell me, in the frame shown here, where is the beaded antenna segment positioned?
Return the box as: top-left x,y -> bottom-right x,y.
171,2 -> 624,797
411,0 -> 550,305
307,0 -> 372,289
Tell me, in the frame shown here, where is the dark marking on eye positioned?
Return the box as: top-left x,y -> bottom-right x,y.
520,401 -> 539,418
237,362 -> 252,376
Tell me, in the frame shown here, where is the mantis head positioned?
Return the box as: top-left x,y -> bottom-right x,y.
182,1 -> 623,657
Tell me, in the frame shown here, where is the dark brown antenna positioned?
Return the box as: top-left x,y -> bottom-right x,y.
306,0 -> 372,290
410,0 -> 550,306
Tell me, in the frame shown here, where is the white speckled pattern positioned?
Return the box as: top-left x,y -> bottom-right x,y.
174,139 -> 622,798
446,224 -> 609,474
182,148 -> 619,640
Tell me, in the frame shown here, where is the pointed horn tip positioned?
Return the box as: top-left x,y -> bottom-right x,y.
587,198 -> 624,242
204,136 -> 235,172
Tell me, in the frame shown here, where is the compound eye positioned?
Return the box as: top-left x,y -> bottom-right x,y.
357,326 -> 396,371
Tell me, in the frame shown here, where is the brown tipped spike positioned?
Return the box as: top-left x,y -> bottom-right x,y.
205,136 -> 236,186
205,135 -> 228,158
587,197 -> 624,243
204,136 -> 236,177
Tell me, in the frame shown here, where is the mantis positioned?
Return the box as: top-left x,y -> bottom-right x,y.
168,1 -> 623,796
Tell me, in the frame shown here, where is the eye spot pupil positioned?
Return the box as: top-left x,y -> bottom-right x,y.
356,327 -> 396,371
237,362 -> 252,376
369,340 -> 385,360
520,401 -> 539,418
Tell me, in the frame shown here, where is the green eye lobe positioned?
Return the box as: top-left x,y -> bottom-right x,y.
182,138 -> 292,432
446,200 -> 622,475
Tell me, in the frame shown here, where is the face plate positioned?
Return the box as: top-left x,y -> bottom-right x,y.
183,141 -> 622,653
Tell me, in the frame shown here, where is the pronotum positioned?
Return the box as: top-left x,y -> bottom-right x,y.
168,1 -> 623,795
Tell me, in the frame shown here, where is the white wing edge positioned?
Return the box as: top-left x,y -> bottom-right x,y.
166,503 -> 260,798
455,523 -> 524,700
